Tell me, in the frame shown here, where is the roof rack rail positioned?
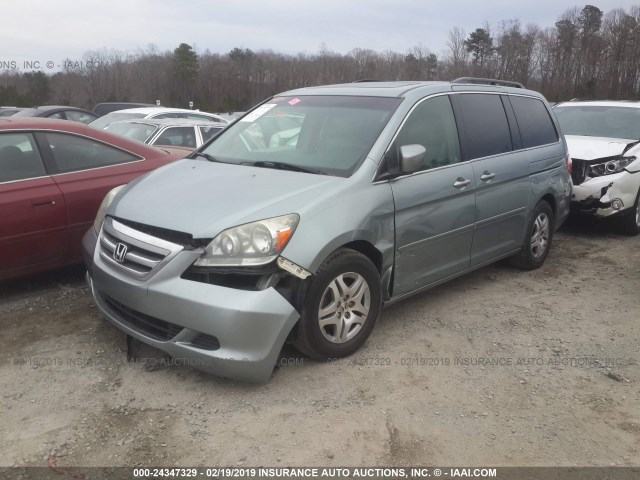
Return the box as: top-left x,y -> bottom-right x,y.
352,79 -> 378,83
452,77 -> 524,89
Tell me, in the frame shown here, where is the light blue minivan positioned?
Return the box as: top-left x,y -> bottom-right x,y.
84,78 -> 572,382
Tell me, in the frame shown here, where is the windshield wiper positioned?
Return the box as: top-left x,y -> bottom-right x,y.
192,151 -> 223,163
245,161 -> 326,175
193,154 -> 326,175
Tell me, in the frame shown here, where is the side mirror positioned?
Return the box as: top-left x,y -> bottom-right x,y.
399,144 -> 426,174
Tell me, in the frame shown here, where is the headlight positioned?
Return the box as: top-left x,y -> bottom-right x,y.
194,214 -> 299,267
589,156 -> 635,177
93,185 -> 126,234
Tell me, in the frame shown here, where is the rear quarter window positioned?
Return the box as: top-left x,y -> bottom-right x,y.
509,96 -> 558,148
42,133 -> 141,173
200,126 -> 224,142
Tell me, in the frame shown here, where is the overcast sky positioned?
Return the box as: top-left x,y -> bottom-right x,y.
3,0 -> 640,69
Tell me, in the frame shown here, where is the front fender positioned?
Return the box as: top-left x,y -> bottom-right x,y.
281,181 -> 395,277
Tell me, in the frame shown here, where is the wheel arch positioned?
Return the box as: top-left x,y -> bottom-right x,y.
540,193 -> 557,216
283,234 -> 393,315
340,240 -> 383,273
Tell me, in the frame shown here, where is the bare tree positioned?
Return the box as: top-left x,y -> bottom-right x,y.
445,27 -> 468,78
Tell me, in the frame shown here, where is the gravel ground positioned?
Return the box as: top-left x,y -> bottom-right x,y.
1,218 -> 638,468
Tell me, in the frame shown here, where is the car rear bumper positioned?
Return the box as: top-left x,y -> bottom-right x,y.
82,227 -> 299,383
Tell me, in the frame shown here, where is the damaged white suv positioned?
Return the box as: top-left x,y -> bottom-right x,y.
554,101 -> 640,235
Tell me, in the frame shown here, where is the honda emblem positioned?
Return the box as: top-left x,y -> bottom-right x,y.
113,243 -> 128,263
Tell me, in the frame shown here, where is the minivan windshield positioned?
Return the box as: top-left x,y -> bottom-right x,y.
200,95 -> 401,177
554,105 -> 640,140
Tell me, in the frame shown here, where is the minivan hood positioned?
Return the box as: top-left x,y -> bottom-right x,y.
109,159 -> 343,238
565,135 -> 639,160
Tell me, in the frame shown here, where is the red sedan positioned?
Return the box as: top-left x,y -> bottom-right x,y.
0,117 -> 187,281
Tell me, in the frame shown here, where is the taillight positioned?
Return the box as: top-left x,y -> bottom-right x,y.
565,154 -> 572,174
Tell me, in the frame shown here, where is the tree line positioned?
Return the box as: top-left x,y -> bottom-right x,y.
1,4 -> 640,112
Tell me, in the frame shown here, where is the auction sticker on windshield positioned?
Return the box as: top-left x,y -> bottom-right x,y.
240,103 -> 277,122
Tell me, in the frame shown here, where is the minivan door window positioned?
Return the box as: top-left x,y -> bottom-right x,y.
388,95 -> 462,173
454,93 -> 512,160
455,93 -> 529,266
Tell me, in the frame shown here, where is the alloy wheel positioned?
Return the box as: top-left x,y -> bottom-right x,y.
531,212 -> 550,258
318,272 -> 371,344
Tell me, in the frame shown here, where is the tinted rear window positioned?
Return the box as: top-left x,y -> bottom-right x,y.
510,96 -> 558,148
455,94 -> 512,160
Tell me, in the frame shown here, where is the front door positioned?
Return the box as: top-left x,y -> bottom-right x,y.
389,95 -> 476,297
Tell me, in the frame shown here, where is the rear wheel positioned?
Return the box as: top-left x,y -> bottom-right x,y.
510,200 -> 554,270
293,248 -> 381,360
619,188 -> 640,236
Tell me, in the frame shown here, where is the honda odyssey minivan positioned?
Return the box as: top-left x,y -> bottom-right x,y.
83,79 -> 572,382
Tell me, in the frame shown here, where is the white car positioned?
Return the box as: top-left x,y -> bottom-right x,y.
89,107 -> 228,130
104,118 -> 225,149
554,101 -> 640,235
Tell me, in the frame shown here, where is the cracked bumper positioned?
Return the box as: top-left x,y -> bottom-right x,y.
82,227 -> 299,383
571,171 -> 639,218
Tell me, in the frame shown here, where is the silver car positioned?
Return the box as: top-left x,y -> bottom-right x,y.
83,79 -> 572,382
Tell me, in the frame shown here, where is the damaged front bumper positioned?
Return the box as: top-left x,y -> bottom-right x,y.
571,169 -> 639,218
82,224 -> 301,383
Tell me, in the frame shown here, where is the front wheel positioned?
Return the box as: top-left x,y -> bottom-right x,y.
510,200 -> 555,270
293,248 -> 382,360
618,188 -> 640,236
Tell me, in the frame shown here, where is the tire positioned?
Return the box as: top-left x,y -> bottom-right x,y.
618,188 -> 640,236
293,248 -> 382,360
510,200 -> 555,270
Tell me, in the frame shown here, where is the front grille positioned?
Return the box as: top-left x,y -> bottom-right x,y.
98,218 -> 183,278
571,158 -> 589,185
101,294 -> 183,341
100,229 -> 165,275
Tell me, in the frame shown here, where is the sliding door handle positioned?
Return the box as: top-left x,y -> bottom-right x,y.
480,171 -> 496,182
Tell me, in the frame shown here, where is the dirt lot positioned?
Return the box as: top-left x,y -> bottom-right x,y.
1,218 -> 639,469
